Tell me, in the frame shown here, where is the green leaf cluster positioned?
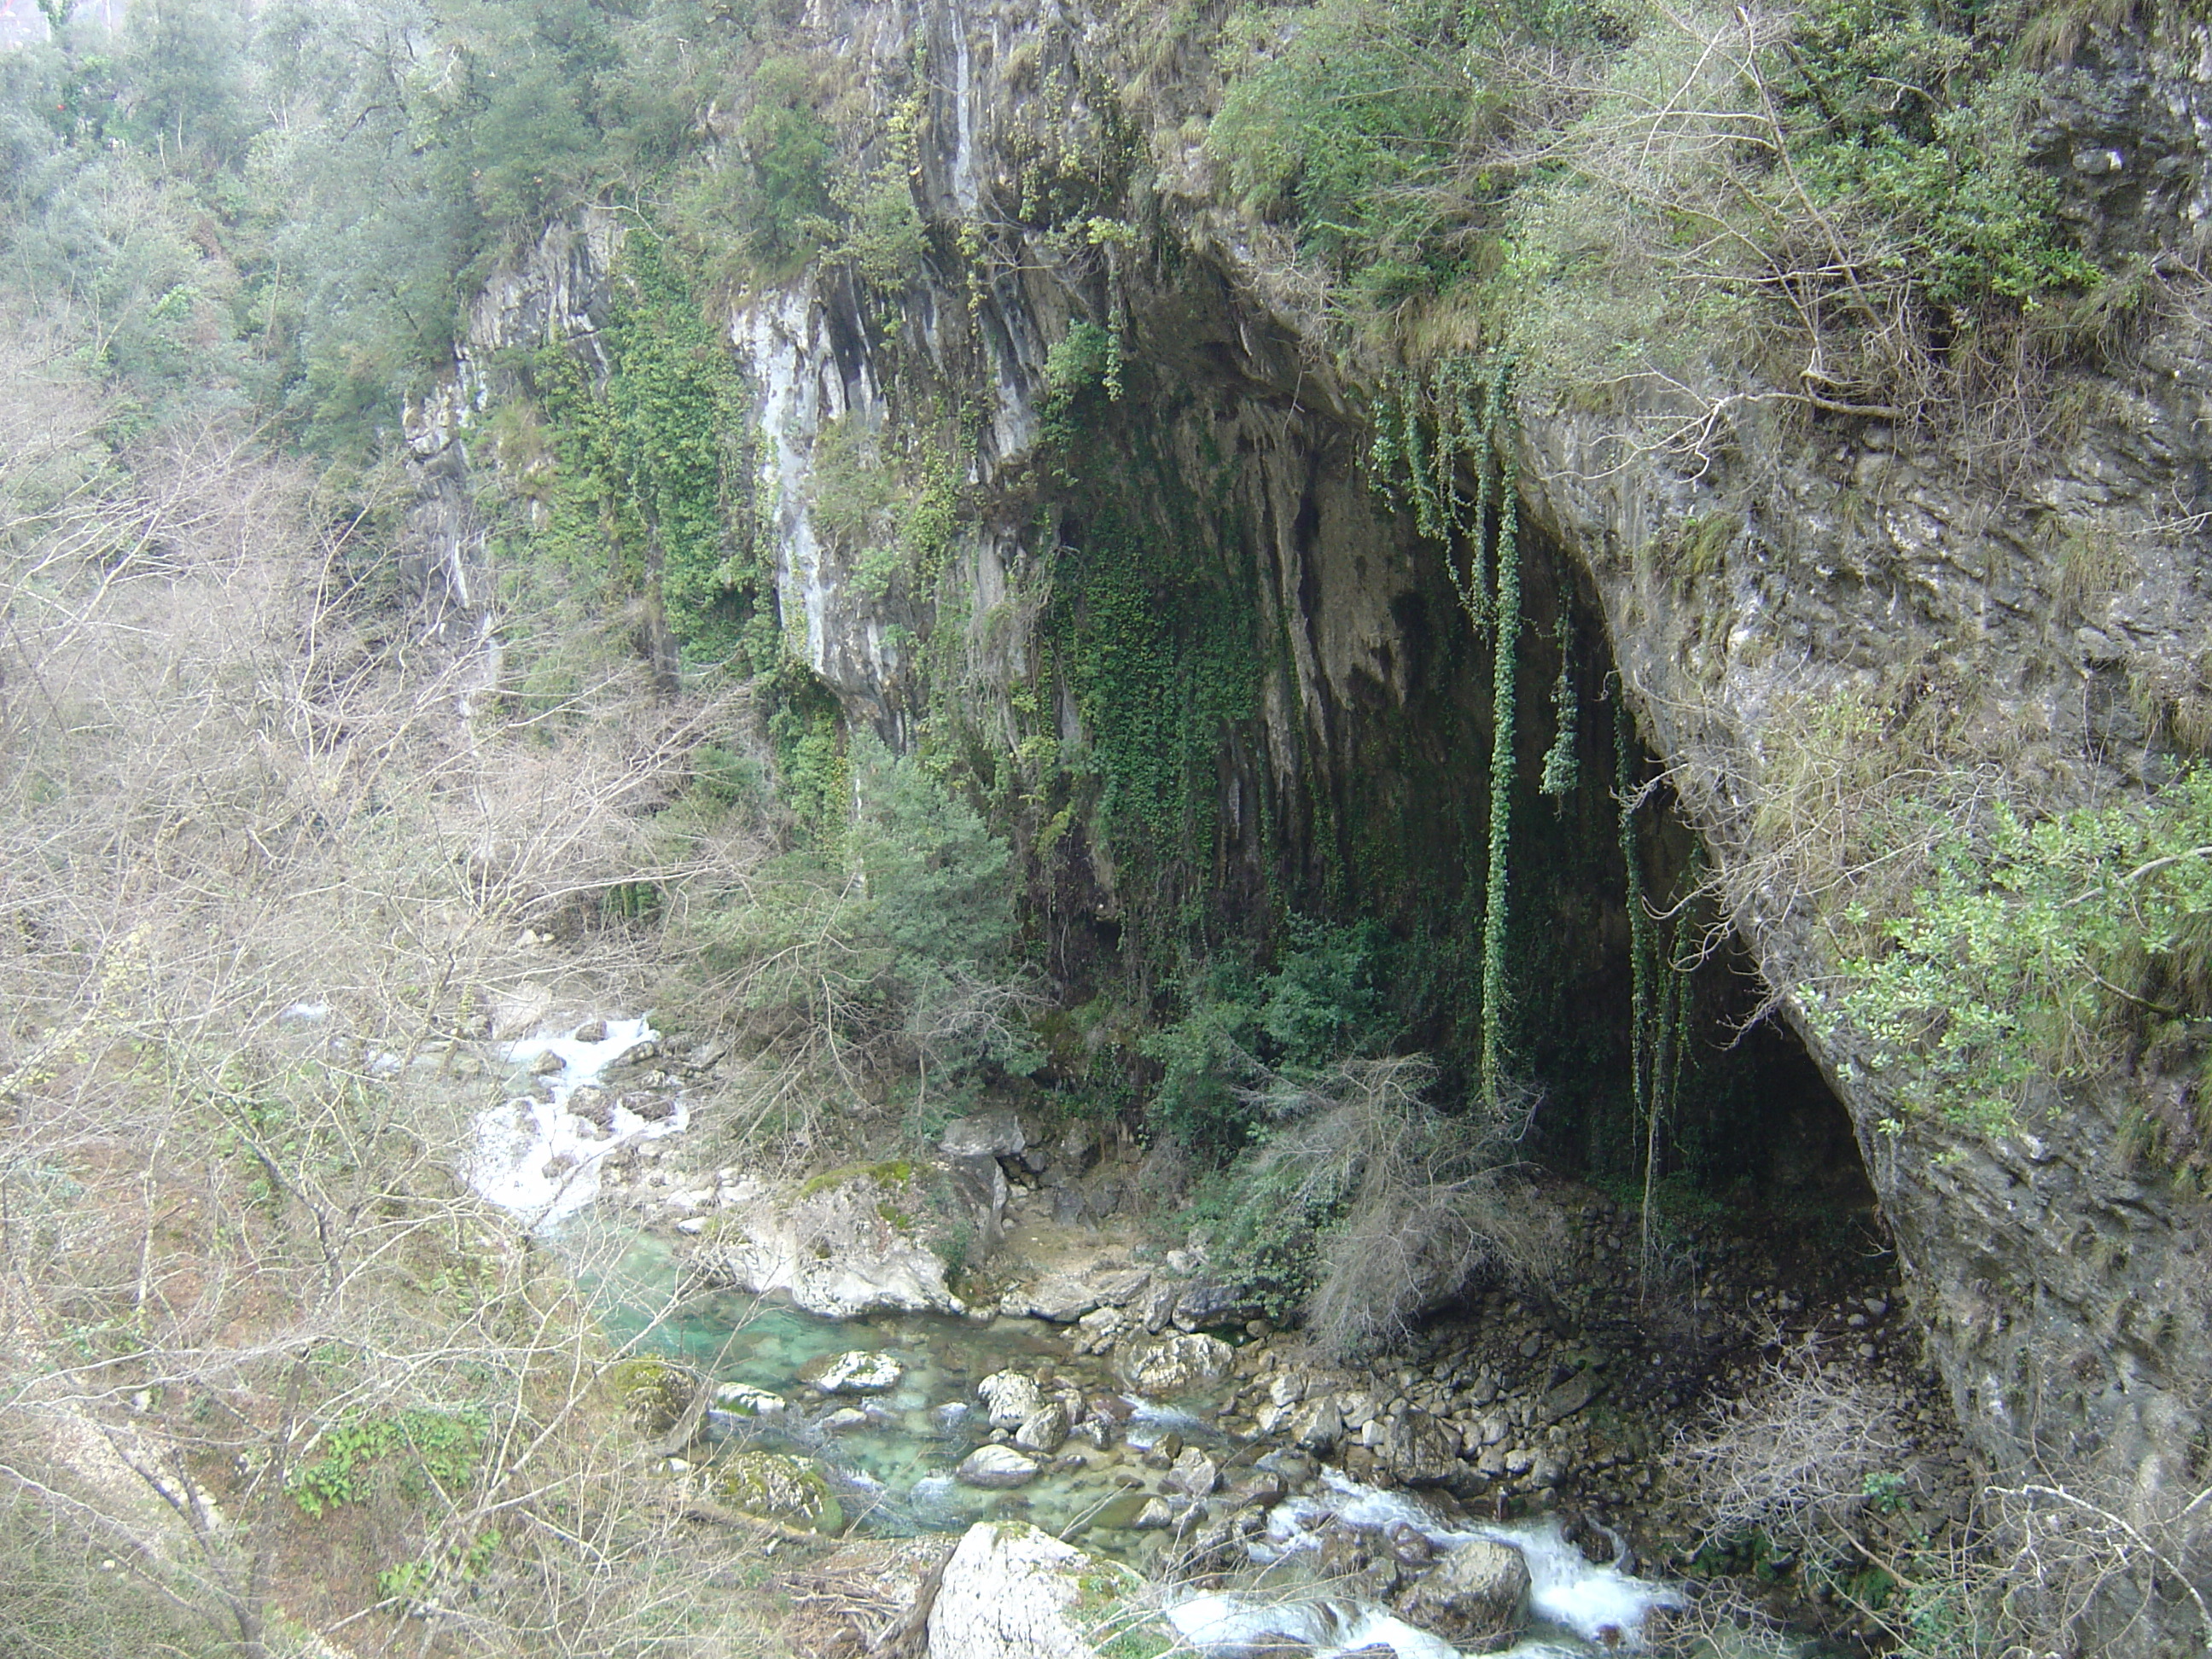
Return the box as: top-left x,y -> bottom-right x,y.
810,414 -> 963,604
1822,769 -> 2212,1146
289,1407 -> 489,1520
1142,917 -> 1394,1152
1051,506 -> 1260,852
523,230 -> 765,667
689,732 -> 1040,1090
1780,0 -> 2101,316
1207,0 -> 1493,313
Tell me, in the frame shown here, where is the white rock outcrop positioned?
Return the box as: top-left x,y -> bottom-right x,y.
926,1522 -> 1156,1659
690,1159 -> 1004,1318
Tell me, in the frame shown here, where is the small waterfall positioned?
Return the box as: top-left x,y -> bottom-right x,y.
950,0 -> 977,215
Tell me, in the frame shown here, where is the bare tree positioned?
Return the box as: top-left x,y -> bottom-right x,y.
0,323 -> 784,1656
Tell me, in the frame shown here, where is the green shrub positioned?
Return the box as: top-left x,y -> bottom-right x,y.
1208,0 -> 1479,274
1780,0 -> 2100,317
732,53 -> 839,275
289,1407 -> 489,1519
1142,917 -> 1394,1152
1818,768 -> 2212,1146
0,1496 -> 227,1659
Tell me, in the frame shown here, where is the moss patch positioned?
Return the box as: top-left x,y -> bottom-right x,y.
798,1159 -> 916,1198
712,1451 -> 845,1534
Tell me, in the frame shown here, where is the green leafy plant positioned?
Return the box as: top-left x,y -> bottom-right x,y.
1819,768 -> 2212,1152
1208,0 -> 1485,292
1779,0 -> 2100,319
289,1408 -> 488,1520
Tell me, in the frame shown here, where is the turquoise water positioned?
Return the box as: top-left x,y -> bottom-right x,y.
559,1222 -> 1732,1655
563,1221 -> 1234,1555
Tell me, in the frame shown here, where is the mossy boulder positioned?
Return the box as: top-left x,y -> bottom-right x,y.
605,1355 -> 700,1436
713,1450 -> 845,1534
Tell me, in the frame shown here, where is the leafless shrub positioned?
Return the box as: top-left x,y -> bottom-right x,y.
0,336 -> 789,1655
1976,1476 -> 2212,1659
1244,1056 -> 1564,1359
1668,1341 -> 1911,1558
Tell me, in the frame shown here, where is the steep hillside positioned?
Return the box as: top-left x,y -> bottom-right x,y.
6,1 -> 2212,1654
402,3 -> 2212,1649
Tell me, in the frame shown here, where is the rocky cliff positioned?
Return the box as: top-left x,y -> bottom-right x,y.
405,2 -> 2212,1644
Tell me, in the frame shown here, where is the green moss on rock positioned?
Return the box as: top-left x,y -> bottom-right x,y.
605,1355 -> 699,1436
712,1450 -> 845,1534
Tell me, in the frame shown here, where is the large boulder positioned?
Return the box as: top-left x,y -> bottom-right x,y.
711,1382 -> 787,1417
712,1451 -> 845,1534
688,1159 -> 1004,1318
940,1109 -> 1025,1160
926,1522 -> 1167,1659
1394,1539 -> 1530,1651
812,1351 -> 904,1394
1161,1446 -> 1220,1498
605,1355 -> 699,1435
998,1266 -> 1152,1323
1115,1333 -> 1235,1395
1369,1409 -> 1462,1486
1013,1403 -> 1070,1455
1292,1397 -> 1344,1452
1169,1281 -> 1258,1332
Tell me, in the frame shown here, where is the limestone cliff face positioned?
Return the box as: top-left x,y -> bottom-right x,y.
402,208 -> 620,705
405,0 -> 2212,1622
1515,26 -> 2212,1567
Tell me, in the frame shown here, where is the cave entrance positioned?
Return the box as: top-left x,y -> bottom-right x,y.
1493,568 -> 1881,1284
1278,524 -> 1881,1284
1523,917 -> 1884,1288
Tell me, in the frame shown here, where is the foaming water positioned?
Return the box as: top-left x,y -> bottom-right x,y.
1168,1592 -> 1590,1659
465,1016 -> 685,1225
1499,1515 -> 1682,1646
1209,1469 -> 1683,1656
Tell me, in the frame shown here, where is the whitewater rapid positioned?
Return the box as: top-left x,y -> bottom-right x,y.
1169,1469 -> 1684,1658
464,1016 -> 686,1225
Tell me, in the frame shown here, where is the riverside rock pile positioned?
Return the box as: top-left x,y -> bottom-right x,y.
619,1103 -> 1970,1652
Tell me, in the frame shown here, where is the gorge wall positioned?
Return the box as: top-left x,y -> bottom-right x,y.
403,0 -> 2212,1644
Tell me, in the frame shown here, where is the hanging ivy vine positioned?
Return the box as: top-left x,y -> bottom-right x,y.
1480,368 -> 1522,1111
1540,613 -> 1578,799
1615,687 -> 1706,1279
1369,355 -> 1523,1107
1616,680 -> 1656,1150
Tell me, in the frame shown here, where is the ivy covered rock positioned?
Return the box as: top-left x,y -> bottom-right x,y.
712,1451 -> 845,1534
605,1355 -> 700,1436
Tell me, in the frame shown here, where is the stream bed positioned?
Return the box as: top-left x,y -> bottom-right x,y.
573,1225 -> 1686,1658
468,1017 -> 1697,1658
